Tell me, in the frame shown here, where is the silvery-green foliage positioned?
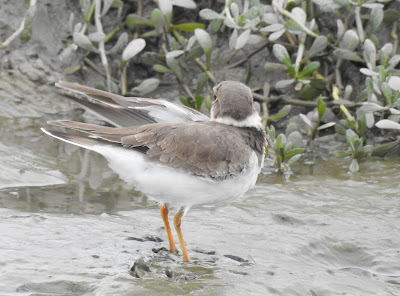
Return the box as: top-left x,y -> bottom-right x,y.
121,39 -> 146,63
266,126 -> 304,174
58,0 -> 400,172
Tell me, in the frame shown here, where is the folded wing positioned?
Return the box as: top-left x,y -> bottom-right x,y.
45,120 -> 253,179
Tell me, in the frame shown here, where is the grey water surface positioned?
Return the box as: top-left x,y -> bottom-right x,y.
1,131 -> 399,296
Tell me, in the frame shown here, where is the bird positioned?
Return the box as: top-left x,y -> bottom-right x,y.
42,80 -> 266,262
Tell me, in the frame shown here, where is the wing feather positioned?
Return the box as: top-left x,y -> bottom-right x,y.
56,81 -> 209,127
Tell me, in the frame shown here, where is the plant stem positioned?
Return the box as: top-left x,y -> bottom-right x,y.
105,26 -> 121,43
224,0 -> 235,23
335,58 -> 343,89
391,21 -> 398,54
182,84 -> 195,100
294,33 -> 306,76
228,42 -> 269,69
194,58 -> 216,83
0,19 -> 25,49
284,31 -> 297,46
354,6 -> 365,42
83,58 -> 119,83
121,63 -> 128,95
332,86 -> 354,122
275,4 -> 318,37
0,0 -> 37,49
81,1 -> 95,34
94,0 -> 111,91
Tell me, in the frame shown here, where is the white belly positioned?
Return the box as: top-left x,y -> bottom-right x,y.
91,145 -> 261,207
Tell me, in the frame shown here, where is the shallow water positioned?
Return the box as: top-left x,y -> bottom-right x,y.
0,95 -> 399,296
1,131 -> 400,296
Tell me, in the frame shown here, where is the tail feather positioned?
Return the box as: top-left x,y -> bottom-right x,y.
41,128 -> 117,150
47,120 -> 142,142
55,80 -> 209,126
56,81 -> 157,127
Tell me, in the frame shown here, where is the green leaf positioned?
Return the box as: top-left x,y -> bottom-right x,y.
126,14 -> 153,29
363,39 -> 376,69
378,43 -> 393,65
73,32 -> 98,52
230,2 -> 239,18
229,29 -> 238,50
370,7 -> 383,31
131,78 -> 160,96
180,96 -> 192,107
153,64 -> 171,73
375,119 -> 400,130
334,122 -> 347,135
273,44 -> 291,66
383,8 -> 400,23
194,29 -> 212,69
357,111 -> 366,135
333,49 -> 363,62
388,76 -> 400,92
199,8 -> 222,20
171,0 -> 196,9
275,134 -> 286,151
172,22 -> 205,32
331,151 -> 351,158
205,94 -> 212,110
284,20 -> 302,32
299,84 -> 321,100
275,79 -> 295,89
358,145 -> 373,156
151,8 -> 164,34
210,19 -> 223,33
317,96 -> 326,118
304,35 -> 328,59
345,128 -> 359,142
299,113 -> 313,128
195,73 -> 207,97
166,51 -> 184,82
349,158 -> 359,173
287,153 -> 302,167
340,30 -> 359,51
269,105 -> 292,121
372,139 -> 400,157
381,82 -> 392,105
388,55 -> 400,71
264,62 -> 287,72
64,64 -> 82,75
108,32 -> 128,54
195,96 -> 203,110
235,29 -> 251,50
141,29 -> 159,38
298,61 -> 320,78
284,148 -> 304,160
291,7 -> 306,25
121,38 -> 146,62
287,131 -> 303,148
346,129 -> 359,153
287,65 -> 296,77
80,0 -> 92,21
317,122 -> 336,130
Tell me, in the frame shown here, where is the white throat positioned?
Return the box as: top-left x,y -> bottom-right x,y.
211,112 -> 263,129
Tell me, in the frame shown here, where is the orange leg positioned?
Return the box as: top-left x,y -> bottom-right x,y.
173,208 -> 191,262
160,204 -> 178,253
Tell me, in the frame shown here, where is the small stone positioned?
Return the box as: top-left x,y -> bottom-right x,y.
129,257 -> 151,278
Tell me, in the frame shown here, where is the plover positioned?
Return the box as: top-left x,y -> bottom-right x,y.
42,80 -> 266,262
